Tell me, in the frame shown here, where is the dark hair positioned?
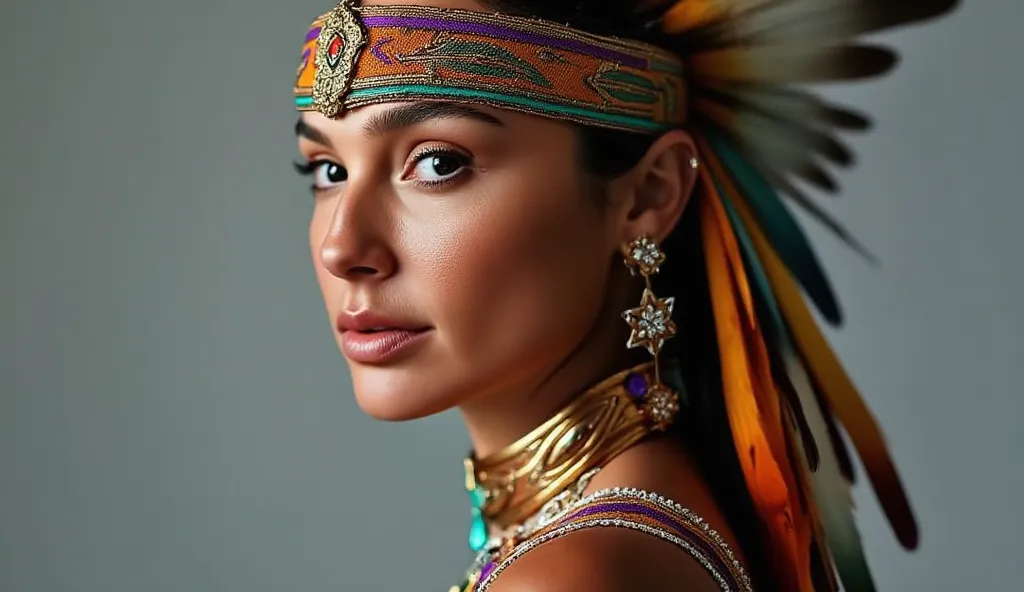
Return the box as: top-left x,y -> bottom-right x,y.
484,1 -> 773,588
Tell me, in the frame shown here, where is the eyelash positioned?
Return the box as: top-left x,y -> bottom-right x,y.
292,148 -> 473,192
293,159 -> 345,195
406,147 -> 473,188
292,160 -> 320,176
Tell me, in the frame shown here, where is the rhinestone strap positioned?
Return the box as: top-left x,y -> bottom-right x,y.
474,488 -> 753,592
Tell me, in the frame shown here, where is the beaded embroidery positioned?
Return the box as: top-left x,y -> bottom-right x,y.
294,3 -> 687,133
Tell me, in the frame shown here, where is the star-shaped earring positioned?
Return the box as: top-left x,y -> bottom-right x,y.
642,384 -> 680,432
621,236 -> 665,277
622,288 -> 677,356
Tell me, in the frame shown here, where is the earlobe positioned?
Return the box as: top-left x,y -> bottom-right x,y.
618,129 -> 700,245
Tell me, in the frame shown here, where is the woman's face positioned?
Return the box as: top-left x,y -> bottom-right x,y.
297,0 -> 627,421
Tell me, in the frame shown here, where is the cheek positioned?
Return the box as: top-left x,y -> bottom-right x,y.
308,202 -> 335,298
416,172 -> 611,375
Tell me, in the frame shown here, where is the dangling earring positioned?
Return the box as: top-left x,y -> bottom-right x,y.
621,236 -> 680,431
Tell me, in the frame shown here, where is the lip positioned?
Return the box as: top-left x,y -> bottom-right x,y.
336,311 -> 432,364
340,328 -> 432,364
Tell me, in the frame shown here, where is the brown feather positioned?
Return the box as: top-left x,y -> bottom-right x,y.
808,374 -> 858,483
692,0 -> 961,45
691,44 -> 899,84
754,290 -> 821,472
765,172 -> 880,265
699,82 -> 873,131
693,88 -> 857,166
775,0 -> 962,39
790,159 -> 839,193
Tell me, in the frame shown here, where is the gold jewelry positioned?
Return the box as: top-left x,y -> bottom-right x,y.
621,236 -> 681,431
466,363 -> 660,529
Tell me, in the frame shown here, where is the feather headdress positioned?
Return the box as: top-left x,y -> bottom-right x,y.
293,2 -> 959,589
642,0 -> 959,589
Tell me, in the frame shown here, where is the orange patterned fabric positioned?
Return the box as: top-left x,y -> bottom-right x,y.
294,2 -> 687,133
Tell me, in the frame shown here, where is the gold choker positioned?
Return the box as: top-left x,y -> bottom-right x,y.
464,362 -> 678,530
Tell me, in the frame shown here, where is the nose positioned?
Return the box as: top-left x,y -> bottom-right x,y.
317,182 -> 397,282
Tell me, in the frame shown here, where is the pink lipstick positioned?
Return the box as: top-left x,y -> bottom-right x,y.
336,311 -> 432,364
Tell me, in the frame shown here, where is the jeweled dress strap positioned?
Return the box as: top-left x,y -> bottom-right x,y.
474,488 -> 754,592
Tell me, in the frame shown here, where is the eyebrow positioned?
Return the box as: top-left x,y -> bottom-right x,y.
361,101 -> 504,136
294,118 -> 333,146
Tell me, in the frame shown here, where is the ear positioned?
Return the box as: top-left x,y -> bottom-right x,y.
608,129 -> 699,246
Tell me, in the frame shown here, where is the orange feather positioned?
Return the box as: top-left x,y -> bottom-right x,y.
700,153 -> 817,591
699,172 -> 815,591
659,0 -> 725,32
726,185 -> 919,551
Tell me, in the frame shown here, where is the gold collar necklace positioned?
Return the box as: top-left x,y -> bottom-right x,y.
463,361 -> 680,545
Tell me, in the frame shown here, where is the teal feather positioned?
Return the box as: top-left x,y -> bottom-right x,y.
716,187 -> 784,332
704,128 -> 842,325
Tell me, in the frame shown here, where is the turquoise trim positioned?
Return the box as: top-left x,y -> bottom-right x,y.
297,86 -> 667,132
346,84 -> 665,131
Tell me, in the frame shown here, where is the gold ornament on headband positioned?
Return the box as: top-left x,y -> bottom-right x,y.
311,0 -> 368,118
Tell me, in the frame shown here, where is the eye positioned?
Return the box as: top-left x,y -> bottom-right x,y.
409,149 -> 471,185
294,159 -> 347,190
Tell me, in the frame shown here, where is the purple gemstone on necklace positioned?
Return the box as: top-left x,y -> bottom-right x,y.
625,373 -> 648,399
480,560 -> 497,583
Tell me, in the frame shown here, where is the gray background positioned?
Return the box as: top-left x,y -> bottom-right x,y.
0,0 -> 1020,590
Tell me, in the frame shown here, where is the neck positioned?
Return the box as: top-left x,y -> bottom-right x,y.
454,266 -> 683,531
457,278 -> 643,458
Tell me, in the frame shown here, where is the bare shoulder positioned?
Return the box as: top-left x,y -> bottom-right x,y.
485,525 -> 723,592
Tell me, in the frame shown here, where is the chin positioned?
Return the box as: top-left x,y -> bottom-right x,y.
348,364 -> 458,422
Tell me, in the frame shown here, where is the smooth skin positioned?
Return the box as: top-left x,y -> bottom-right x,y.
296,1 -> 744,588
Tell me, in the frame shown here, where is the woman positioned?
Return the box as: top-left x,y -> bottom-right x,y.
291,0 -> 957,590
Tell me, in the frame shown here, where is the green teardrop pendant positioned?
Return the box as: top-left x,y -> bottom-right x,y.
467,486 -> 488,552
468,509 -> 488,552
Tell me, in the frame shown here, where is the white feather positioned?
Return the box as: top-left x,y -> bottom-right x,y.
784,344 -> 877,591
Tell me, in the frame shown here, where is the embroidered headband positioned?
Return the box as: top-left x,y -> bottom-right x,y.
293,0 -> 686,133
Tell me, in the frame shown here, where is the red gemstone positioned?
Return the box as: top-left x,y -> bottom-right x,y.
327,34 -> 344,61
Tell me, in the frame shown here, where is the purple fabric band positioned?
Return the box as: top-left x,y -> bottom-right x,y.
360,15 -> 647,68
565,501 -> 739,588
306,26 -> 322,42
